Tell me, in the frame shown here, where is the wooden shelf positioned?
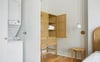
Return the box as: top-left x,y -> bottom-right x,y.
47,47 -> 56,50
49,22 -> 56,24
49,14 -> 57,37
48,29 -> 56,31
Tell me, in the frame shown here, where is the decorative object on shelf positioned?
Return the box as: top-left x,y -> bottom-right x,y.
48,25 -> 55,30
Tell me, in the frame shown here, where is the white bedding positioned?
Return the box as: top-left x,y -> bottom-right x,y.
83,51 -> 100,62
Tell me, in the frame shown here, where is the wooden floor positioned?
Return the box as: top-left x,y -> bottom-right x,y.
41,54 -> 82,62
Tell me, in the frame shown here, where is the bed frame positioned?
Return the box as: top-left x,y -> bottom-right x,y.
83,27 -> 100,62
93,27 -> 100,52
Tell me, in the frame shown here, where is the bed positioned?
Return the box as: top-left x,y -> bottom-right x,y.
83,27 -> 100,62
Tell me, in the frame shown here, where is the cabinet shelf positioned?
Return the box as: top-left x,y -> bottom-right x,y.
47,48 -> 56,51
49,29 -> 56,31
49,22 -> 56,24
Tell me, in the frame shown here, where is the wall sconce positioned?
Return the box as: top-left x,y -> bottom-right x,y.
80,30 -> 85,35
76,23 -> 85,35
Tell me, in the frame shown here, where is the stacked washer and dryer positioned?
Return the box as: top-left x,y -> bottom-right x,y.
8,0 -> 23,62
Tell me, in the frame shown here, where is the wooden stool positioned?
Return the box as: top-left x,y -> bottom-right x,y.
71,48 -> 86,60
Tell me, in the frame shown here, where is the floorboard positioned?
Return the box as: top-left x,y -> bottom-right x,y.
42,54 -> 82,62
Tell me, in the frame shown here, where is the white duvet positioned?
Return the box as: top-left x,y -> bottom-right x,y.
83,51 -> 100,62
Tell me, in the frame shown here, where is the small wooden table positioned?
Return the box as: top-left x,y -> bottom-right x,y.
71,48 -> 86,60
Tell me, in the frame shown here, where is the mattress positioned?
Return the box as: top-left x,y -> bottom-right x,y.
83,51 -> 100,62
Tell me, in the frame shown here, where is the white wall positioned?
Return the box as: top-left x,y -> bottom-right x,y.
88,0 -> 100,55
18,0 -> 41,62
41,0 -> 49,12
0,0 -> 8,62
42,0 -> 88,57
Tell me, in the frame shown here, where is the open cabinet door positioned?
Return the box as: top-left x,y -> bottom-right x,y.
56,14 -> 66,38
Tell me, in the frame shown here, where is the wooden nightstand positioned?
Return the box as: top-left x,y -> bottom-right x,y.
71,48 -> 86,60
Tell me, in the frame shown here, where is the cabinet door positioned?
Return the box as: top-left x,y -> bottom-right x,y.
41,12 -> 49,37
0,0 -> 8,62
41,12 -> 49,49
56,14 -> 66,37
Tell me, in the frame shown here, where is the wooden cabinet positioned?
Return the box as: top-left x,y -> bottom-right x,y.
41,12 -> 57,55
41,11 -> 66,38
48,14 -> 66,37
41,11 -> 66,55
